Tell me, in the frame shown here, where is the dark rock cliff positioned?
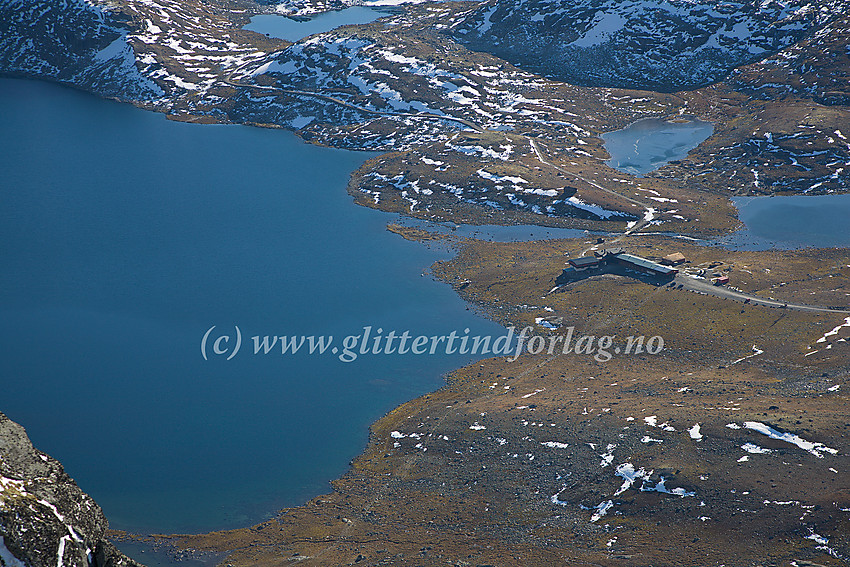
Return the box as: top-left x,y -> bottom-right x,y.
0,412 -> 142,567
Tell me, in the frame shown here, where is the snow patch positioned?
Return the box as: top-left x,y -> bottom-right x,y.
688,423 -> 703,441
743,421 -> 838,458
567,196 -> 627,219
590,499 -> 614,522
741,442 -> 771,454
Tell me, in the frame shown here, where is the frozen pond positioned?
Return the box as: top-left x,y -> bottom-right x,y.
602,117 -> 714,176
245,7 -> 390,42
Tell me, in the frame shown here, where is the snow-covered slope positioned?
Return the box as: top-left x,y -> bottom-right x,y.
0,0 -> 162,100
450,0 -> 839,92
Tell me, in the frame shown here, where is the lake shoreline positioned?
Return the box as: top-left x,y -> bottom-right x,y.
161,233 -> 850,566
2,0 -> 849,563
0,76 -> 505,535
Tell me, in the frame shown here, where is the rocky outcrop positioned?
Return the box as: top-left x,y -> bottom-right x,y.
0,413 -> 142,567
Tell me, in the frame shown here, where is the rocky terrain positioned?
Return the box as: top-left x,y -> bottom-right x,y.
0,0 -> 163,100
1,0 -> 846,230
1,0 -> 849,564
449,0 -> 838,92
0,413 -> 141,567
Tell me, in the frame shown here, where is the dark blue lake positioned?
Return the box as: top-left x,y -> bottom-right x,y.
245,7 -> 389,42
602,117 -> 714,176
0,78 -> 504,534
718,194 -> 850,249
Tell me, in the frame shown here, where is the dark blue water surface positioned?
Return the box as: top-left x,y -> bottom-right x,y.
717,195 -> 850,249
0,78 -> 504,534
245,7 -> 389,42
602,117 -> 714,176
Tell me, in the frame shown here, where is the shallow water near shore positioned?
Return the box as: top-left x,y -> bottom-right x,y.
398,218 -> 596,241
0,78 -> 504,534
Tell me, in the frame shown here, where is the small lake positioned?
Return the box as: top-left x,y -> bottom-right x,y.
0,78 -> 504,534
602,117 -> 714,176
245,7 -> 390,42
717,194 -> 850,249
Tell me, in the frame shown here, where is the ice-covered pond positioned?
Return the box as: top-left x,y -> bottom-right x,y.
602,117 -> 714,176
245,6 -> 390,42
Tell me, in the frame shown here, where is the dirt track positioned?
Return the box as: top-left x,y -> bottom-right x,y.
671,273 -> 850,314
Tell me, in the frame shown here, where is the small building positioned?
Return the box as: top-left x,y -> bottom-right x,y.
568,257 -> 600,271
556,266 -> 581,283
662,252 -> 686,266
612,253 -> 678,278
713,275 -> 730,286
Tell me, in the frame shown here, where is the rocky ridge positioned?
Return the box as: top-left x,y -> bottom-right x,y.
0,413 -> 141,567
